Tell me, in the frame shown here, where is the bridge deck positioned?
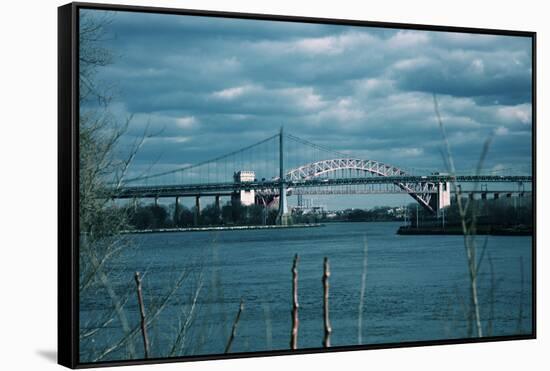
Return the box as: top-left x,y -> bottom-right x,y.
114,175 -> 532,198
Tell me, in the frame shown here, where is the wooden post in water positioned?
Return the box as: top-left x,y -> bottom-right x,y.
134,272 -> 150,358
290,254 -> 299,350
322,257 -> 332,348
225,299 -> 244,353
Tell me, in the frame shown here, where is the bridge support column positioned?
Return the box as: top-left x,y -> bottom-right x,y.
215,195 -> 222,222
437,181 -> 451,211
276,126 -> 291,225
194,196 -> 201,226
277,185 -> 291,226
174,196 -> 180,225
154,196 -> 159,207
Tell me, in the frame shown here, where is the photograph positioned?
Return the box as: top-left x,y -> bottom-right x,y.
76,5 -> 533,365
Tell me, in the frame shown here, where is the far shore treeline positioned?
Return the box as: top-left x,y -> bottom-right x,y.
120,196 -> 533,231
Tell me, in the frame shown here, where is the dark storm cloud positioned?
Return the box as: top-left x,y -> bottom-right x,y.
83,8 -> 533,184
392,48 -> 532,105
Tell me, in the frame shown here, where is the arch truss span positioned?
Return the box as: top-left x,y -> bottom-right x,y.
285,158 -> 437,213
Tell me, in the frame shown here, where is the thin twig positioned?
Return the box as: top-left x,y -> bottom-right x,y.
487,253 -> 496,336
290,254 -> 300,350
169,273 -> 204,357
475,236 -> 489,278
225,299 -> 244,353
358,236 -> 369,344
454,285 -> 472,337
517,256 -> 525,334
323,257 -> 332,348
134,272 -> 150,359
434,94 -> 490,338
94,269 -> 190,362
263,302 -> 273,350
88,249 -> 136,359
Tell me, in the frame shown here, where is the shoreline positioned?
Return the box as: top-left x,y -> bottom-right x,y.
397,225 -> 532,236
121,223 -> 323,234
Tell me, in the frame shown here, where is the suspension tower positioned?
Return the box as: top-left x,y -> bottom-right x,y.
277,126 -> 291,225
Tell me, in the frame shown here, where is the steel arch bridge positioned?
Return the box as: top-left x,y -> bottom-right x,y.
115,130 -> 531,221
284,158 -> 437,213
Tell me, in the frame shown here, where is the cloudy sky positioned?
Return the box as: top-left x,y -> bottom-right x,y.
82,9 -> 533,209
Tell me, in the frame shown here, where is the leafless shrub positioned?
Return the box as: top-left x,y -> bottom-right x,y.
77,12 -> 209,363
434,94 -> 493,338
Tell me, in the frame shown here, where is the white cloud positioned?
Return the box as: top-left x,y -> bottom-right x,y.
393,57 -> 432,71
436,32 -> 500,47
354,78 -> 394,97
280,87 -> 326,110
295,36 -> 342,55
211,85 -> 257,100
495,126 -> 509,136
311,97 -> 366,124
176,116 -> 198,129
395,147 -> 424,157
252,30 -> 377,56
497,104 -> 532,125
469,59 -> 485,74
388,30 -> 429,48
168,136 -> 191,143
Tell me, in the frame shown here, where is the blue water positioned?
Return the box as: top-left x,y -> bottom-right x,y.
79,222 -> 533,362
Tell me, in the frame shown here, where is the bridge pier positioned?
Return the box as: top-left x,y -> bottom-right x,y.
174,196 -> 180,225
154,196 -> 159,207
276,126 -> 291,225
277,185 -> 291,226
215,195 -> 222,222
434,181 -> 451,216
194,195 -> 201,226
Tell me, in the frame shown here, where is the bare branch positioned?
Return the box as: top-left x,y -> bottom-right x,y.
322,257 -> 332,348
357,236 -> 369,344
134,272 -> 150,359
290,254 -> 299,350
225,299 -> 244,353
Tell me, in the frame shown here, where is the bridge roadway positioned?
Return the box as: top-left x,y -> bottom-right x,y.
113,175 -> 532,199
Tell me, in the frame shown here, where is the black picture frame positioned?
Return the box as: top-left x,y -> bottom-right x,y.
58,2 -> 537,368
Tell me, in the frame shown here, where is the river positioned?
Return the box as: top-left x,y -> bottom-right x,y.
80,222 -> 532,362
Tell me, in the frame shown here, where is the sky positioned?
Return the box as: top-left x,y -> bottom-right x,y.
81,9 -> 533,209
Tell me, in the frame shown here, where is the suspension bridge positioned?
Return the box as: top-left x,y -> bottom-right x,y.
113,128 -> 532,225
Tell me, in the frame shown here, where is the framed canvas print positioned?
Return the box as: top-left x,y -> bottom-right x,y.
58,2 -> 536,368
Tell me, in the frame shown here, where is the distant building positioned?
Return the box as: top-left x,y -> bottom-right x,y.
232,171 -> 256,206
235,170 -> 255,182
